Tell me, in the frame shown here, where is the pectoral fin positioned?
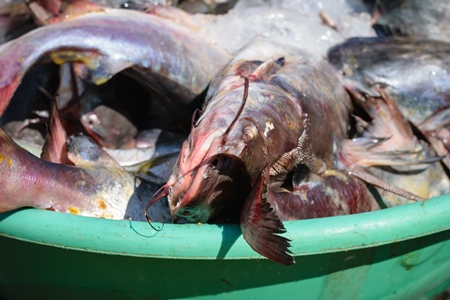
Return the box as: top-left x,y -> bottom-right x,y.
339,84 -> 442,202
240,167 -> 295,266
41,99 -> 69,164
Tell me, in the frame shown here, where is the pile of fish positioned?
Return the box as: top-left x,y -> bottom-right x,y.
0,0 -> 449,265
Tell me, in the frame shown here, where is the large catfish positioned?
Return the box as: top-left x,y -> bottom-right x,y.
151,39 -> 380,265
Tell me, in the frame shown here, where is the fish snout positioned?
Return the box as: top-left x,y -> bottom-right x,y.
173,204 -> 211,223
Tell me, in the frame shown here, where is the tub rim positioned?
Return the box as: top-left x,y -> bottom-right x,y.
0,194 -> 449,260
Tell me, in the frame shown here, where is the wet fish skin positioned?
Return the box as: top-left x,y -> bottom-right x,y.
0,8 -> 230,118
328,37 -> 450,169
327,37 -> 450,125
160,40 -> 384,265
240,166 -> 379,265
342,85 -> 450,207
0,128 -> 135,219
266,168 -> 379,220
167,40 -> 353,223
370,0 -> 450,42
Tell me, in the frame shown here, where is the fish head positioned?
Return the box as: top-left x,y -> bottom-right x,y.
166,95 -> 268,223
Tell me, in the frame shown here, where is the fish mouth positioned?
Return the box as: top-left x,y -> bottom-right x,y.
168,154 -> 252,223
173,204 -> 211,223
169,174 -> 229,223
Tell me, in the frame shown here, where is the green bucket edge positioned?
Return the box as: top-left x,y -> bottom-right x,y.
0,194 -> 449,260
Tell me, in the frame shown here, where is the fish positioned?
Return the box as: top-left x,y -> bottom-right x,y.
150,39 -> 381,265
1,97 -> 178,221
341,84 -> 450,207
0,1 -> 438,265
327,37 -> 450,169
0,125 -> 173,221
0,126 -> 132,218
0,7 -> 230,122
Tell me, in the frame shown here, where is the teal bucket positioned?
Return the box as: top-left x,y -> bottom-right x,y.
1,194 -> 450,299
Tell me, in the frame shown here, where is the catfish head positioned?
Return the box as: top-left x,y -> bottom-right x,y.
165,78 -> 269,223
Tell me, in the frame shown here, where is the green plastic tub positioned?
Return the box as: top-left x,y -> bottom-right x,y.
1,194 -> 450,299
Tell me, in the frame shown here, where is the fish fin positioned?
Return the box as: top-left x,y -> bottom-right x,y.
240,167 -> 295,266
348,84 -> 415,144
41,98 -> 69,164
346,166 -> 424,202
418,107 -> 450,133
339,137 -> 443,167
342,84 -> 443,167
342,83 -> 437,202
417,109 -> 450,170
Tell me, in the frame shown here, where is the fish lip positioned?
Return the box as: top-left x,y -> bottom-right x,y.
173,203 -> 211,223
168,152 -> 254,223
168,169 -> 230,223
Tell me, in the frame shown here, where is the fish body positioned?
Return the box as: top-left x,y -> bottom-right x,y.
0,127 -> 173,221
0,1 -> 441,265
0,8 -> 229,118
328,37 -> 450,125
0,128 -> 134,218
328,37 -> 450,205
328,37 -> 450,169
163,40 -> 379,264
167,40 -> 352,221
370,0 -> 450,42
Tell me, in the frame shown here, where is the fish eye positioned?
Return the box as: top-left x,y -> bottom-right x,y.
210,155 -> 231,171
243,125 -> 258,143
86,113 -> 100,126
